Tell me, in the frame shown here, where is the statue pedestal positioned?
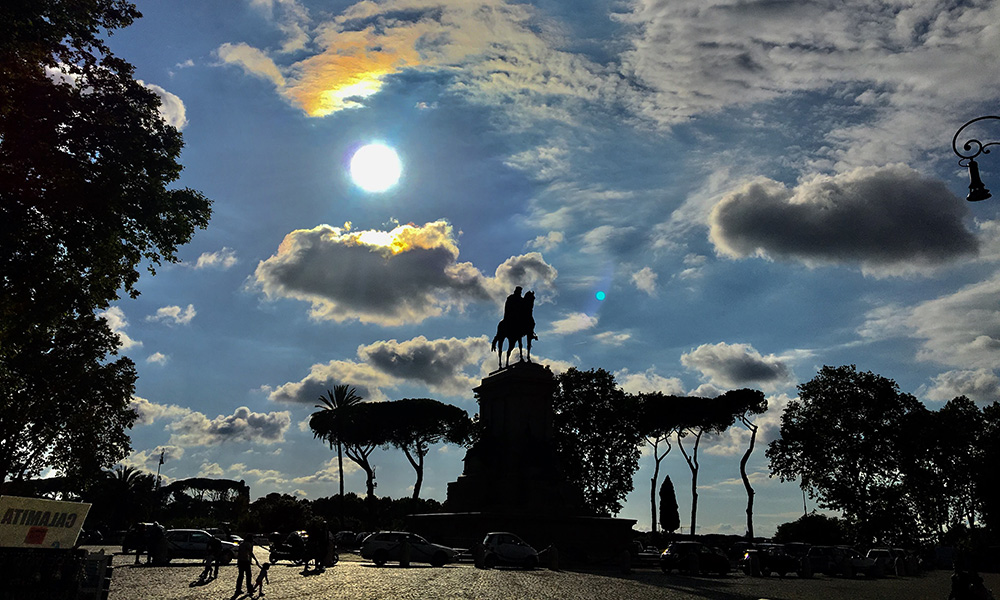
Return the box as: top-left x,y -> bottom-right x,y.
409,362 -> 635,564
445,362 -> 585,515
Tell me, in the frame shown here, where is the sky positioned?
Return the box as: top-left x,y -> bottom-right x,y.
94,0 -> 1000,537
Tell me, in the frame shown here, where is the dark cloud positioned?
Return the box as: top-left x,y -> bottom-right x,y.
168,406 -> 291,446
357,336 -> 488,389
681,342 -> 791,389
268,336 -> 491,405
254,222 -> 557,325
709,165 -> 977,276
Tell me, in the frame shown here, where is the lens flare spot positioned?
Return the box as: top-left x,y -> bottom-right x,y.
596,291 -> 606,301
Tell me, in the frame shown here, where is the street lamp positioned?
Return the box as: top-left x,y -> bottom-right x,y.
953,115 -> 1000,202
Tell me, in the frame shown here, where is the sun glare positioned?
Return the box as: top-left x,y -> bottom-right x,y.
350,143 -> 402,193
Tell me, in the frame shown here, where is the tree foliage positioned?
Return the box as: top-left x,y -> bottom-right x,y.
310,392 -> 380,502
376,398 -> 472,499
0,1 -> 212,485
766,365 -> 923,545
658,474 -> 681,534
772,513 -> 848,545
552,367 -> 641,516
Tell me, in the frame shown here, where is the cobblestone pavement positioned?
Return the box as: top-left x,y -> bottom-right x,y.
99,546 -> 997,600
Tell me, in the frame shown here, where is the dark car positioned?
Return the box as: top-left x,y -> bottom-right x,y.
360,531 -> 456,567
660,541 -> 730,576
740,543 -> 806,577
807,545 -> 880,577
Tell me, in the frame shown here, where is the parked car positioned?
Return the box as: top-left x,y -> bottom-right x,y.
739,543 -> 805,577
660,541 -> 730,576
121,522 -> 155,555
162,529 -> 238,564
808,545 -> 880,577
361,531 -> 456,567
482,532 -> 539,569
205,527 -> 242,544
867,547 -> 917,576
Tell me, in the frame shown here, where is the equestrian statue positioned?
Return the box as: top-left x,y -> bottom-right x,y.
491,286 -> 538,369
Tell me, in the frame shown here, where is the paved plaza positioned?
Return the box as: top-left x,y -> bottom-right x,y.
96,545 -> 996,600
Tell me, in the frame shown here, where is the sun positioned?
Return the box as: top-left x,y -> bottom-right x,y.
350,143 -> 402,193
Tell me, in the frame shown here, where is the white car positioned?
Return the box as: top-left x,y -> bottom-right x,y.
482,532 -> 538,569
360,531 -> 456,567
163,529 -> 238,564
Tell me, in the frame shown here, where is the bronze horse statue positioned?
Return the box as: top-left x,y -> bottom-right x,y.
491,290 -> 537,368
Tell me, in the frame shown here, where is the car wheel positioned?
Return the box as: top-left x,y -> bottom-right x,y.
660,562 -> 670,574
522,555 -> 538,570
373,549 -> 388,567
269,552 -> 278,564
220,550 -> 234,565
431,552 -> 448,568
484,554 -> 497,569
761,566 -> 771,577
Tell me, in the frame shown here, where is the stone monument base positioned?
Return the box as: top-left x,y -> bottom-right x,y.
407,511 -> 636,565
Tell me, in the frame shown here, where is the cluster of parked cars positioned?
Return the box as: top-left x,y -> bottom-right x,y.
357,531 -> 540,569
658,540 -> 923,579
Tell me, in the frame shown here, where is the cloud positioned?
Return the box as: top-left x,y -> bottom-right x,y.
526,231 -> 564,252
548,312 -> 598,335
99,306 -> 142,350
923,369 -> 1000,405
681,342 -> 792,389
906,274 -> 1000,370
139,81 -> 188,129
617,0 -> 1000,169
130,397 -> 192,426
631,266 -> 657,296
505,145 -> 571,181
217,1 -> 619,120
216,42 -> 286,87
197,462 -> 225,478
709,165 -> 977,277
189,248 -> 238,270
615,368 -> 686,395
147,304 -> 196,326
167,406 -> 292,447
292,457 -> 359,485
253,221 -> 556,326
595,331 -> 631,346
269,335 -> 490,404
146,352 -> 169,365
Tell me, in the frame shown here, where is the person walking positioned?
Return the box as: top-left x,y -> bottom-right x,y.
233,536 -> 260,598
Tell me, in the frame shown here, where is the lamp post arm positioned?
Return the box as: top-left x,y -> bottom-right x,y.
953,115 -> 1000,165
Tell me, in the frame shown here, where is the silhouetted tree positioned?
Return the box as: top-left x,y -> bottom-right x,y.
772,513 -> 847,545
658,475 -> 681,534
378,398 -> 472,499
638,392 -> 682,533
766,365 -> 923,545
979,402 -> 1000,536
675,396 -> 735,535
552,368 -> 641,516
311,399 -> 383,502
312,385 -> 363,522
0,1 -> 211,486
718,389 -> 768,539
